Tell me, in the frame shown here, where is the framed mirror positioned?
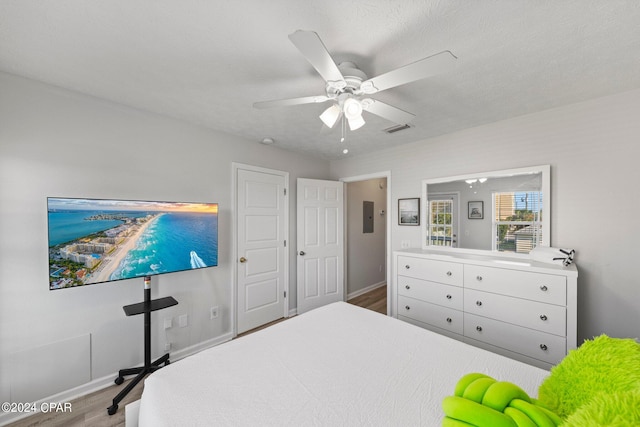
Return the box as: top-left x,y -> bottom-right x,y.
421,165 -> 550,256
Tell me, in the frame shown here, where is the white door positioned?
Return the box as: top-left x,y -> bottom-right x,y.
296,178 -> 344,314
237,168 -> 287,334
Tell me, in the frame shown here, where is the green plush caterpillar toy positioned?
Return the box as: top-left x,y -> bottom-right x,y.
442,373 -> 562,427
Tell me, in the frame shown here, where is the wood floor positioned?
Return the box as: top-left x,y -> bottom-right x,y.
347,284 -> 387,315
6,285 -> 386,427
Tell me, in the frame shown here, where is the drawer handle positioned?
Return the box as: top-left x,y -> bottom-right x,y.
476,326 -> 483,332
476,300 -> 483,306
476,275 -> 483,281
405,305 -> 411,311
446,294 -> 452,300
446,271 -> 452,276
540,285 -> 548,292
405,265 -> 411,269
405,285 -> 411,290
540,314 -> 548,321
540,344 -> 548,351
446,317 -> 452,323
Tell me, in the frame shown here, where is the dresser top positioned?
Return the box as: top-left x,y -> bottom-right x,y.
394,248 -> 578,277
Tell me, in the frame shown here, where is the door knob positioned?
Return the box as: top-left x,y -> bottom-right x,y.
299,251 -> 306,256
239,257 -> 247,263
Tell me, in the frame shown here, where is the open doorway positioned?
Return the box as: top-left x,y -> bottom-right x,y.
342,172 -> 390,315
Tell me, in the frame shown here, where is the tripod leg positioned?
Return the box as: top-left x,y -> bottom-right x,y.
152,353 -> 170,367
107,368 -> 148,415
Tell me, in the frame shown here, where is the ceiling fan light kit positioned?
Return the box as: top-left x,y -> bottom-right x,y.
253,29 -> 456,144
319,104 -> 342,128
342,97 -> 362,120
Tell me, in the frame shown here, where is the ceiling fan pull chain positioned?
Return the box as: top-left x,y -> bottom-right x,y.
340,116 -> 349,154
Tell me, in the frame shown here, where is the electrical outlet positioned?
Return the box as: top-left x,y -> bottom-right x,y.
401,240 -> 410,249
165,342 -> 171,351
178,314 -> 188,328
164,318 -> 172,330
210,306 -> 219,319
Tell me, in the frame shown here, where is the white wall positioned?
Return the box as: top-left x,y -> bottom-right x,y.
0,72 -> 330,408
346,179 -> 386,296
330,88 -> 640,344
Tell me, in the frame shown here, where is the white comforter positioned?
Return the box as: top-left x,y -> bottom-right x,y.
139,302 -> 549,426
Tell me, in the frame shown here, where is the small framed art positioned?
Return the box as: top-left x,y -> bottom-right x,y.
468,201 -> 484,219
398,198 -> 420,225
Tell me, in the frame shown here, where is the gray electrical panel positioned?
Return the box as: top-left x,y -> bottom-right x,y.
363,201 -> 374,233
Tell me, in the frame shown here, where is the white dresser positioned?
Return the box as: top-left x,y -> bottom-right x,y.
393,249 -> 578,369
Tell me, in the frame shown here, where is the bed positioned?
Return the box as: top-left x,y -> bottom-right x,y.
138,302 -> 549,426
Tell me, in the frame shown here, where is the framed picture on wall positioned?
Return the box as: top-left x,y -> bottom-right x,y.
468,201 -> 484,219
398,198 -> 420,225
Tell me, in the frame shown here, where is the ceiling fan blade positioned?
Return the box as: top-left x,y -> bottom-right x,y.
360,50 -> 457,94
288,30 -> 345,86
362,99 -> 415,124
253,95 -> 330,109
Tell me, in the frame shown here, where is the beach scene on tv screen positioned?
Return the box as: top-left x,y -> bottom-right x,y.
48,198 -> 218,290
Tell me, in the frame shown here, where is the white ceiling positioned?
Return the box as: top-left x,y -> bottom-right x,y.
2,1 -> 639,160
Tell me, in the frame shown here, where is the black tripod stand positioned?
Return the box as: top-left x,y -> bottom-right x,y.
108,276 -> 178,415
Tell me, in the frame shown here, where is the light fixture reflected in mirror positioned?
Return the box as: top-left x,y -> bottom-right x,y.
465,178 -> 487,184
465,177 -> 487,190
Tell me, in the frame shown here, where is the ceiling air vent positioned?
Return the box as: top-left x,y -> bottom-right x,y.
383,124 -> 411,134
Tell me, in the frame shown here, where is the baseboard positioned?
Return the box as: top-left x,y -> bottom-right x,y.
169,332 -> 233,361
347,281 -> 386,301
0,332 -> 233,427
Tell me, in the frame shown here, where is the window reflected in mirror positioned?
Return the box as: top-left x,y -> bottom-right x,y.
494,190 -> 543,253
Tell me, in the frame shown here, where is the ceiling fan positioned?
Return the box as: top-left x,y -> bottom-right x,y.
253,30 -> 457,132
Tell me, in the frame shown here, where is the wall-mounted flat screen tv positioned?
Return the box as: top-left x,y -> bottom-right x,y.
47,197 -> 218,290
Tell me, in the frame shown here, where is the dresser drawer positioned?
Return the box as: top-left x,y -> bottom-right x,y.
464,265 -> 566,305
398,295 -> 463,335
399,316 -> 463,341
397,276 -> 463,310
397,256 -> 463,286
464,313 -> 566,365
464,289 -> 566,336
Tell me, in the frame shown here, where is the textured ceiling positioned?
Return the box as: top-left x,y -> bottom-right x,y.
1,1 -> 640,160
